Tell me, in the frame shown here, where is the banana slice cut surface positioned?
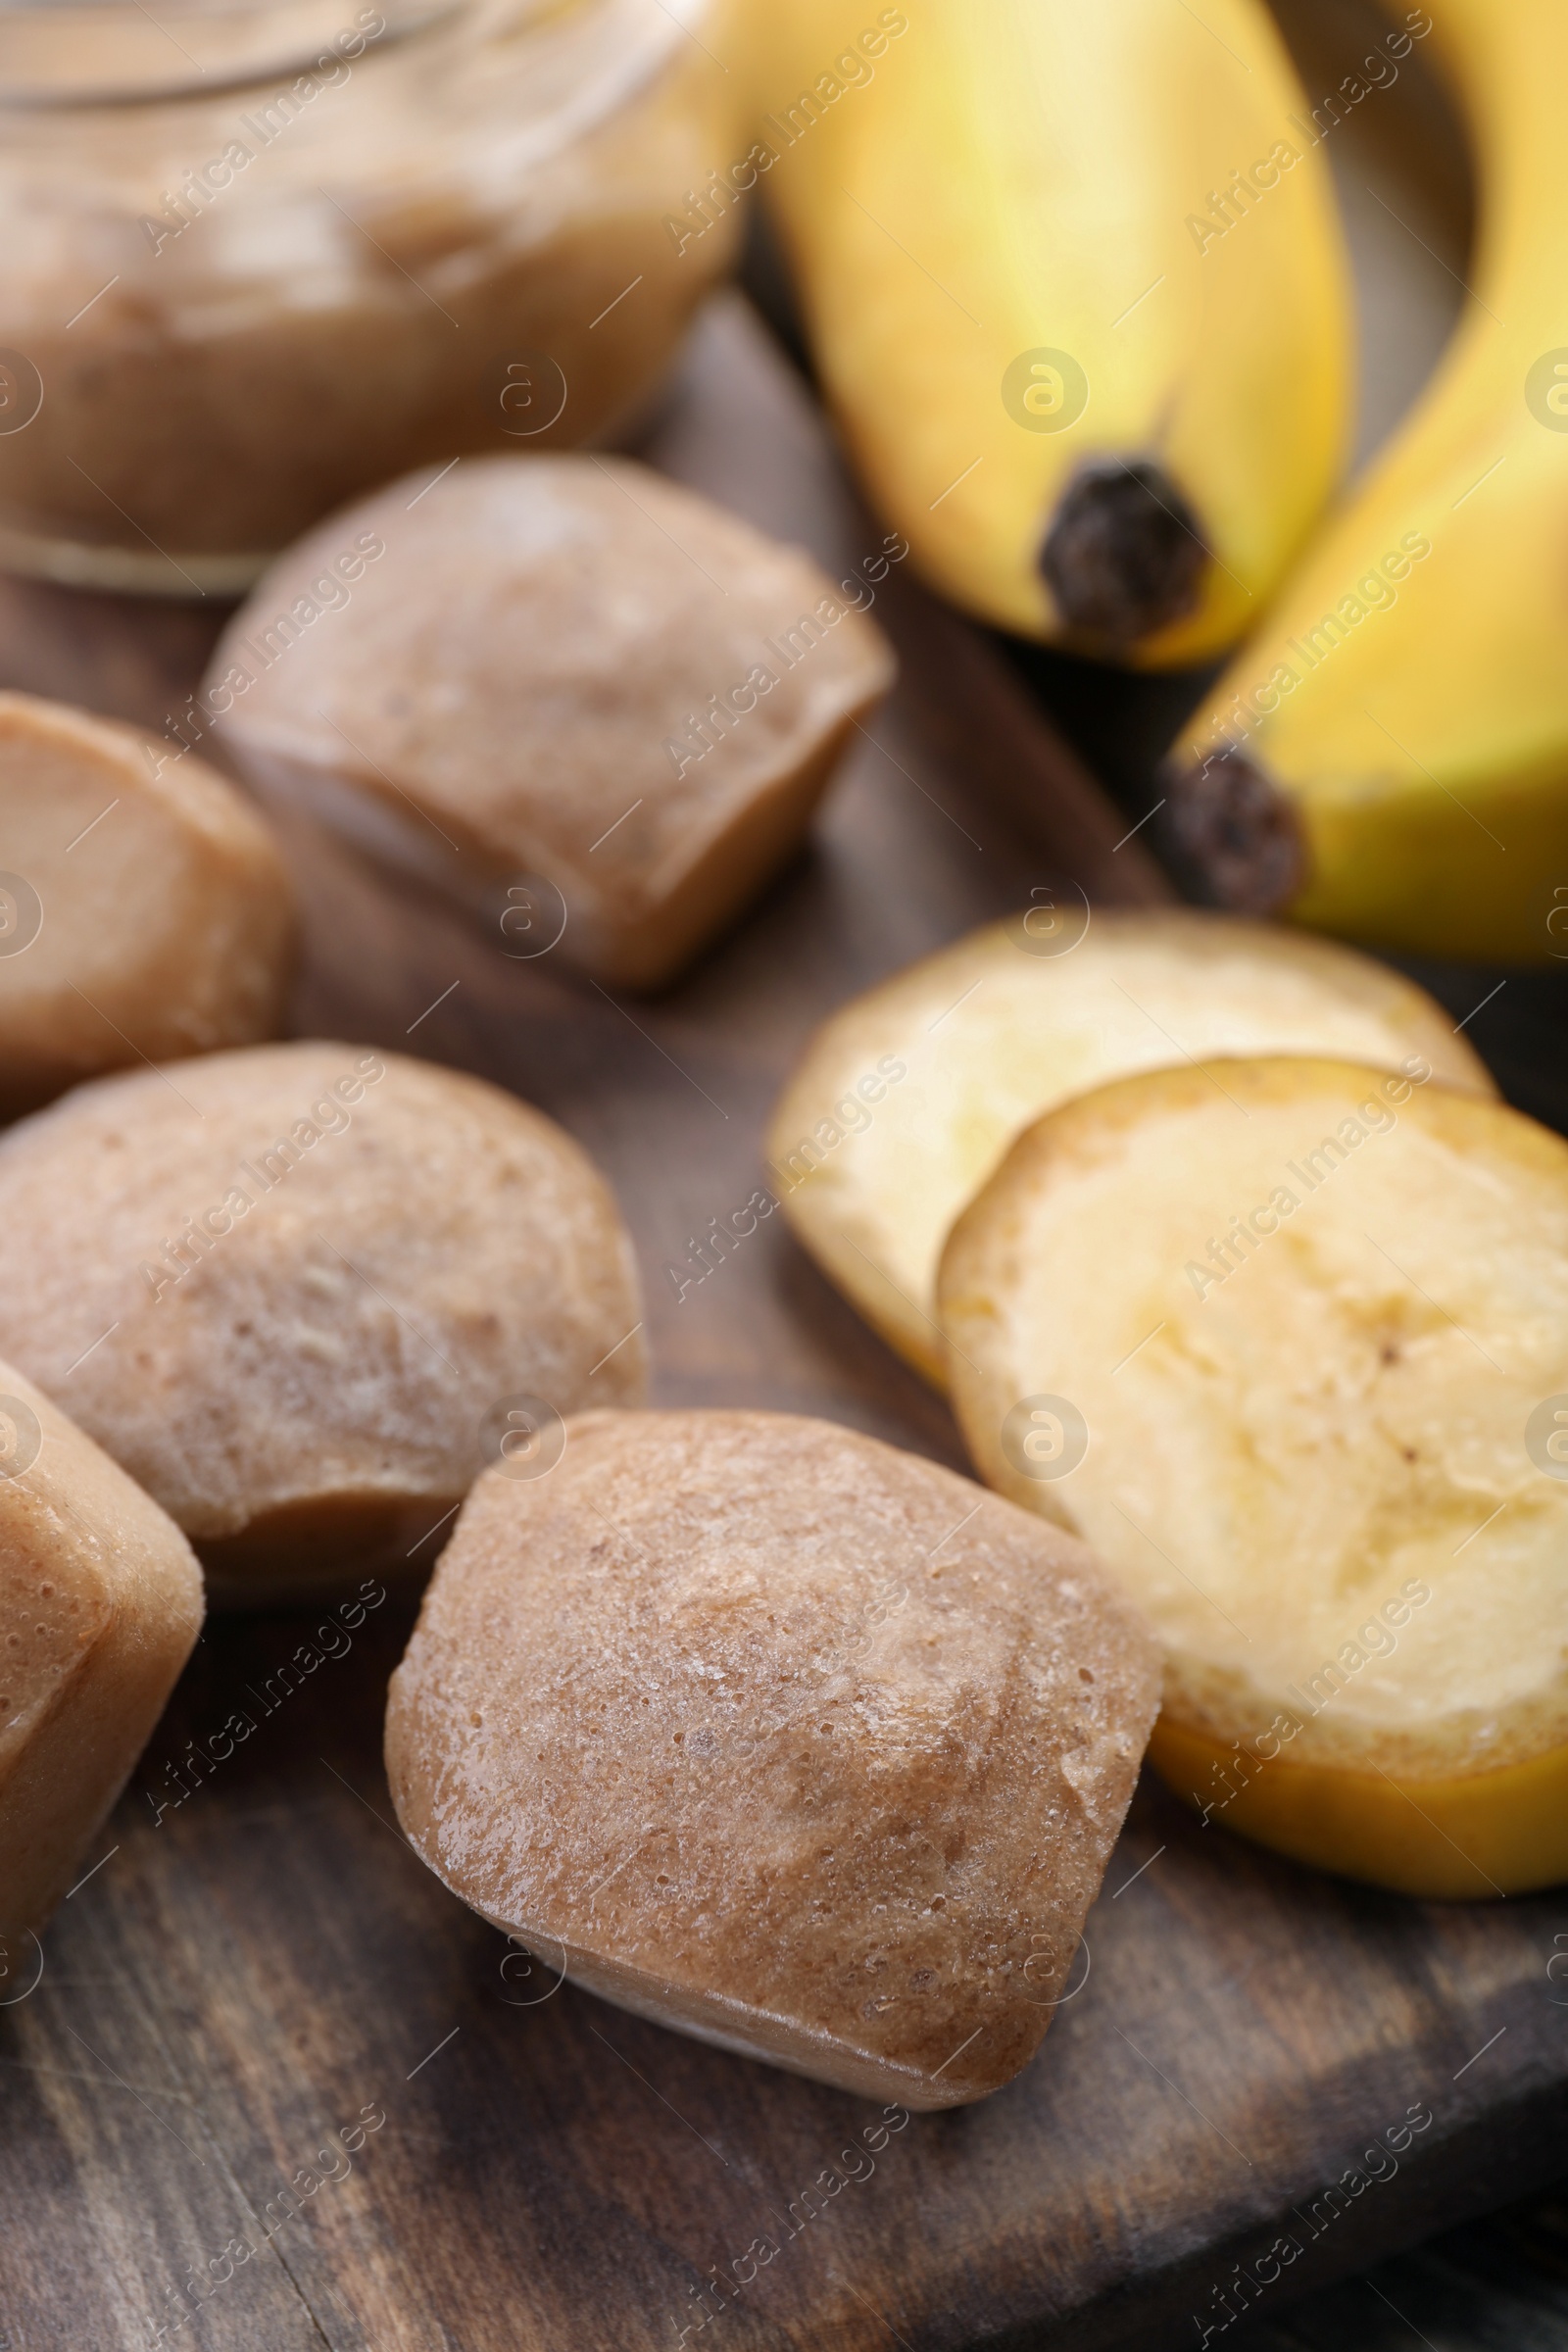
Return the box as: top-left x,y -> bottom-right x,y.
940,1057 -> 1568,1894
768,912 -> 1492,1386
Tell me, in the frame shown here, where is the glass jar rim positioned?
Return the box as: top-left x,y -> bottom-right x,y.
0,0 -> 553,106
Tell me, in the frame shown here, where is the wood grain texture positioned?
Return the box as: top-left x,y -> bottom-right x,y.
0,298 -> 1563,2352
1236,2187 -> 1568,2349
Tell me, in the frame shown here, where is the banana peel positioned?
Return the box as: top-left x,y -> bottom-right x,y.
747,0 -> 1352,665
1152,1717 -> 1568,1899
1166,1 -> 1568,965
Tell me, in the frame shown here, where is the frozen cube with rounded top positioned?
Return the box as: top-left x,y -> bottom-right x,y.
385,1408 -> 1158,2108
0,1361 -> 202,1940
0,690 -> 294,1118
0,1041 -> 646,1604
206,456 -> 896,989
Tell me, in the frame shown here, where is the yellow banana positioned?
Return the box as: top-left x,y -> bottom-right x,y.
747,0 -> 1351,665
1167,1 -> 1568,965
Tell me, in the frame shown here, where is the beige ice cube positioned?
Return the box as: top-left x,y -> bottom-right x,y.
0,1043 -> 646,1603
208,457 -> 896,988
385,1407 -> 1158,2107
0,1361 -> 202,1940
0,692 -> 294,1118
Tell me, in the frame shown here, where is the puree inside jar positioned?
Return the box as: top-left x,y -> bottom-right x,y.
0,0 -> 740,590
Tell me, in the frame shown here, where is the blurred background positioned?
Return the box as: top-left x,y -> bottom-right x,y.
0,0 -> 1564,2344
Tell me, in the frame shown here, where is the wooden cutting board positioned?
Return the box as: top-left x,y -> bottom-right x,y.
0,285 -> 1564,2352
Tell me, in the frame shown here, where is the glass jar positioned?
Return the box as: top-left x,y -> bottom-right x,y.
0,0 -> 741,592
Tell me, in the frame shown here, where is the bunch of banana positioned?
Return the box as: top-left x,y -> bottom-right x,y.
748,0 -> 1351,665
1166,0 -> 1568,965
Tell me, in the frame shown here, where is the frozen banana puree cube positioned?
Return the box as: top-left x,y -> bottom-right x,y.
385,1409 -> 1159,2107
0,692 -> 294,1118
0,1042 -> 645,1603
0,1363 -> 202,1940
207,456 -> 896,988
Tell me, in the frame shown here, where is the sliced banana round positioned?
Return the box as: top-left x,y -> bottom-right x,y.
767,910 -> 1493,1386
939,1056 -> 1568,1896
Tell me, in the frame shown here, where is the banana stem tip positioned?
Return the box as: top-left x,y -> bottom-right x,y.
1041,457 -> 1209,650
1160,741 -> 1307,914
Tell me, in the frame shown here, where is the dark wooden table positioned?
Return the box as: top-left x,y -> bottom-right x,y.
1239,2188 -> 1568,2350
0,289 -> 1563,2352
